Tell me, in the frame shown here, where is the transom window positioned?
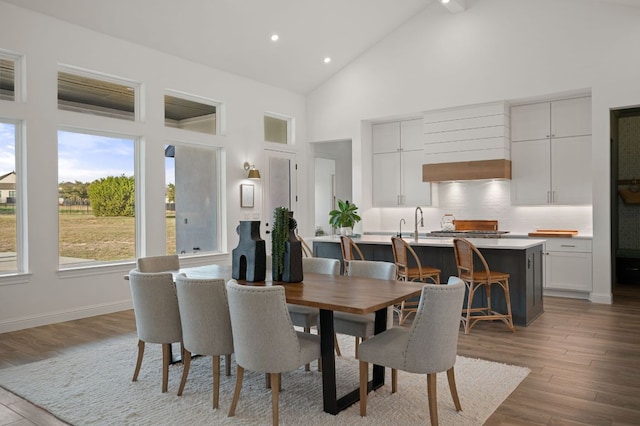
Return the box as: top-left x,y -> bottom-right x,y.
0,52 -> 19,102
57,68 -> 139,121
164,92 -> 220,135
264,113 -> 293,144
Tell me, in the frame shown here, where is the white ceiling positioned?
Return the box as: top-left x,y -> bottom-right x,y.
2,0 -> 435,94
4,0 -> 640,94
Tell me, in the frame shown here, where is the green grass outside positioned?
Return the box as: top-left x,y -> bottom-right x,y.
0,210 -> 176,261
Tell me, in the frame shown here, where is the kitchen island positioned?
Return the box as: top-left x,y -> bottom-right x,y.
311,235 -> 546,326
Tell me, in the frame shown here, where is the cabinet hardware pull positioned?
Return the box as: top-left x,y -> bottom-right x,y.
560,244 -> 576,248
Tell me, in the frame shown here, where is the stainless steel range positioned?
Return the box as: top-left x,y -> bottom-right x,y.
425,219 -> 509,238
424,230 -> 510,238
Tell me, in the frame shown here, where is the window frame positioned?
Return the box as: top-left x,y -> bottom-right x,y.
57,65 -> 143,122
0,50 -> 23,103
164,90 -> 224,136
0,118 -> 27,281
163,139 -> 226,257
264,112 -> 294,145
57,126 -> 140,270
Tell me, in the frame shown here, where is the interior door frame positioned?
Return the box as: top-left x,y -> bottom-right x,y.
262,149 -> 297,253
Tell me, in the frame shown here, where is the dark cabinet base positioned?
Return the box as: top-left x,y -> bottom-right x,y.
313,239 -> 544,327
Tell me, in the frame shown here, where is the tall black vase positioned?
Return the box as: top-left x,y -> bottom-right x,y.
272,216 -> 303,283
232,221 -> 266,282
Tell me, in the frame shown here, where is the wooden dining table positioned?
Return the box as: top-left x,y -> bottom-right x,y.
172,263 -> 425,415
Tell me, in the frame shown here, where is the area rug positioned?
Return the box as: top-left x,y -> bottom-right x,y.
0,335 -> 529,425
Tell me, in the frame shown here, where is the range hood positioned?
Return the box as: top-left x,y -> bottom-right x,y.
422,101 -> 511,182
422,159 -> 511,182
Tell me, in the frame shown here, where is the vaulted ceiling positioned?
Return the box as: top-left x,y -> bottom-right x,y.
3,0 -> 640,94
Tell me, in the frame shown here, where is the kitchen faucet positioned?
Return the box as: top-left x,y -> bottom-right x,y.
398,218 -> 406,238
414,206 -> 423,242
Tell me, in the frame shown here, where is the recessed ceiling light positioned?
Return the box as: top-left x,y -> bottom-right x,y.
441,0 -> 450,3
323,57 -> 331,64
270,34 -> 279,42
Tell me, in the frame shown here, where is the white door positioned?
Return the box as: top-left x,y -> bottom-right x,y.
263,150 -> 297,252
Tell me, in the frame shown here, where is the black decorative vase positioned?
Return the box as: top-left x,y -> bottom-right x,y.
272,211 -> 303,283
232,221 -> 266,282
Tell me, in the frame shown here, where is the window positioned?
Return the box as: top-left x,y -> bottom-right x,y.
58,130 -> 136,267
0,120 -> 17,274
264,113 -> 292,144
0,57 -> 15,101
165,143 -> 222,255
164,92 -> 219,135
58,69 -> 139,121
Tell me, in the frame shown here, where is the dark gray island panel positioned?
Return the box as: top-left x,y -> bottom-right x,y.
313,238 -> 544,326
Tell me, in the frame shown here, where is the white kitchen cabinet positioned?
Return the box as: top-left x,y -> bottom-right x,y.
372,119 -> 431,207
511,97 -> 592,205
544,238 -> 592,293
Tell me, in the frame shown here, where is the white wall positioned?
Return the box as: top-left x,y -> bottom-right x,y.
0,3 -> 307,332
307,0 -> 640,304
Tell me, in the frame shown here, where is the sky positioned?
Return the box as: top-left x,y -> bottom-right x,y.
0,123 -> 175,185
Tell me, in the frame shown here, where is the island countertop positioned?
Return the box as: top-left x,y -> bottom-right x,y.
311,234 -> 545,326
310,235 -> 546,250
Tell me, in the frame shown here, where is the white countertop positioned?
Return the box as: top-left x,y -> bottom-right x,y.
311,235 -> 546,250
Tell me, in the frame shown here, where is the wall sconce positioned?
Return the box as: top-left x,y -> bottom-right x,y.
243,162 -> 261,179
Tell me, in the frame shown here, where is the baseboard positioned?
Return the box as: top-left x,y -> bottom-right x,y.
589,292 -> 613,304
0,300 -> 132,333
543,289 -> 591,300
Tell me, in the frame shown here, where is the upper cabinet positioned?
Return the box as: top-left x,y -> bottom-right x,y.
372,119 -> 431,207
511,97 -> 592,205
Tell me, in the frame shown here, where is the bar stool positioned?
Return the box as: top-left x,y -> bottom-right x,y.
452,238 -> 515,334
391,237 -> 441,325
340,235 -> 365,275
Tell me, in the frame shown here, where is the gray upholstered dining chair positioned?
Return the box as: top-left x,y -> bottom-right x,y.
175,276 -> 234,408
128,269 -> 183,393
287,256 -> 341,366
226,279 -> 321,425
333,260 -> 397,357
136,254 -> 180,273
358,277 -> 465,426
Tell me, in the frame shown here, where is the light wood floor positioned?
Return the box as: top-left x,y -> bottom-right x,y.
1,284 -> 639,425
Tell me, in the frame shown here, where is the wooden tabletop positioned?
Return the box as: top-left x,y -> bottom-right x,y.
180,264 -> 425,315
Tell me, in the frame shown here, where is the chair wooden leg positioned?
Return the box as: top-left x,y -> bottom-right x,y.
162,343 -> 171,393
177,350 -> 192,396
334,333 -> 342,357
359,361 -> 368,416
266,373 -> 271,388
355,337 -> 360,358
427,373 -> 438,426
304,327 -> 311,371
228,365 -> 244,417
270,373 -> 281,425
132,339 -> 144,382
392,368 -> 398,393
225,354 -> 232,376
446,367 -> 462,412
213,355 -> 221,409
502,279 -> 516,332
399,301 -> 406,325
463,283 -> 475,334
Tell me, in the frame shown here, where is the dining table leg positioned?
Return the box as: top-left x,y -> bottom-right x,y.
318,307 -> 387,415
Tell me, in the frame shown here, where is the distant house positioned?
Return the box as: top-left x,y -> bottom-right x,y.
0,171 -> 16,204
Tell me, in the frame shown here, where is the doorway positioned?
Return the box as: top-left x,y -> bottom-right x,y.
312,140 -> 352,236
610,107 -> 640,295
262,149 -> 297,252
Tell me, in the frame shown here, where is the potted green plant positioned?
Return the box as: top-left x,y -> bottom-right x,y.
329,199 -> 361,236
